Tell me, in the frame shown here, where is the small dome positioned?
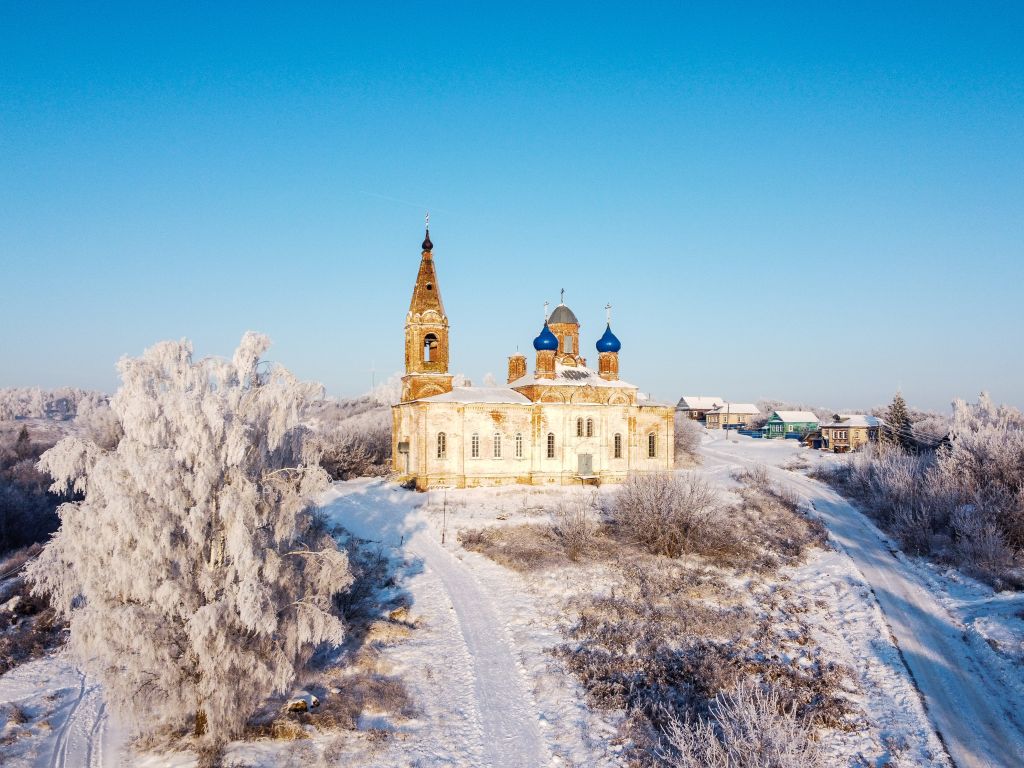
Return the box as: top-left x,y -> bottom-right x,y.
422,228 -> 433,251
533,323 -> 559,351
548,304 -> 578,325
596,323 -> 621,353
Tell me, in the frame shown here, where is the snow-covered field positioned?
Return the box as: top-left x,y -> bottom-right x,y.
3,432 -> 1023,766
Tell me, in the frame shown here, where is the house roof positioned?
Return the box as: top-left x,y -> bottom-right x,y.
676,396 -> 724,410
510,363 -> 638,390
418,387 -> 532,405
707,403 -> 760,415
822,414 -> 884,428
771,410 -> 819,422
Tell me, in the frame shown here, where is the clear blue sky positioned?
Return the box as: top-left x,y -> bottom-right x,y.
1,3 -> 1022,411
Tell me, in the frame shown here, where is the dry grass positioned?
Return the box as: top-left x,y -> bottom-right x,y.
458,521 -> 626,572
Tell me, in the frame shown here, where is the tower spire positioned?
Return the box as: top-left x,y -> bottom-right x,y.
422,211 -> 433,252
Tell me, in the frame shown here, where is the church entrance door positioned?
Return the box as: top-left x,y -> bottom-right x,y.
577,453 -> 593,476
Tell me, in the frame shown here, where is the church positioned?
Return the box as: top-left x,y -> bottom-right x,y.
392,226 -> 675,489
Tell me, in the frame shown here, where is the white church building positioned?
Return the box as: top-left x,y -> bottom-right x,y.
391,227 -> 675,490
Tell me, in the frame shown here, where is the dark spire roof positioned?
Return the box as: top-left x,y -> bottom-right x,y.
422,228 -> 433,252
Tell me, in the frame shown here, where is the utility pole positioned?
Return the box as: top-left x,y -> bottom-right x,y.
441,489 -> 449,545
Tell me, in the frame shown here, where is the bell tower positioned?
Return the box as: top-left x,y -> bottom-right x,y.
401,221 -> 454,402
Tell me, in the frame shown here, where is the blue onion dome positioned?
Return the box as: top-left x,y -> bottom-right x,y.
596,323 -> 621,353
533,322 -> 559,351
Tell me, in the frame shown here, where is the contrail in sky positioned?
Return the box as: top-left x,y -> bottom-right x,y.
356,190 -> 452,215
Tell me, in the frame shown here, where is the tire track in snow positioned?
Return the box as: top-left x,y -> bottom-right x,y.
408,528 -> 549,768
703,440 -> 1024,768
50,671 -> 87,768
321,481 -> 550,766
49,673 -> 115,768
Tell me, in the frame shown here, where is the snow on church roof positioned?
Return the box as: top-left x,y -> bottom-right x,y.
509,363 -> 639,390
418,387 -> 532,405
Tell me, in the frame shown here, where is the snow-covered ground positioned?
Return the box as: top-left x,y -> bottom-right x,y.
701,430 -> 1024,768
3,431 -> 1023,766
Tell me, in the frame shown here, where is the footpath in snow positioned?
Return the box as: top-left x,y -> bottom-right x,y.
320,481 -> 550,768
702,432 -> 1024,768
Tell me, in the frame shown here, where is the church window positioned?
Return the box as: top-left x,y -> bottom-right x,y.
515,433 -> 523,458
494,433 -> 502,458
423,333 -> 439,363
437,432 -> 446,459
614,433 -> 622,458
563,335 -> 572,353
546,433 -> 555,459
471,433 -> 480,458
648,432 -> 657,458
586,418 -> 594,437
576,418 -> 583,437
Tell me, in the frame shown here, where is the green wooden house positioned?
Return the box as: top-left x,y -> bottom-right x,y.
761,410 -> 819,438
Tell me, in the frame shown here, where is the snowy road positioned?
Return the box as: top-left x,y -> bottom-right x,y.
322,482 -> 550,768
702,435 -> 1024,768
0,656 -> 123,767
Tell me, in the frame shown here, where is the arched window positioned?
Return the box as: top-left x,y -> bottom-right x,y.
563,335 -> 572,353
423,333 -> 439,363
546,433 -> 556,459
576,417 -> 584,437
493,432 -> 502,458
515,433 -> 524,458
586,418 -> 594,437
614,433 -> 622,459
648,432 -> 657,458
471,433 -> 480,458
437,432 -> 446,459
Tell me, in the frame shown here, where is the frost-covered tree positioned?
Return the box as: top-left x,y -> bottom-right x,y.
27,333 -> 352,744
886,391 -> 910,447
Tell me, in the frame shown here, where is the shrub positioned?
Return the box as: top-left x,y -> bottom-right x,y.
610,472 -> 723,558
660,682 -> 822,768
551,497 -> 598,562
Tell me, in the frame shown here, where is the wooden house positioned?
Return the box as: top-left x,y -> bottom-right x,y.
761,410 -> 819,438
705,403 -> 760,430
820,414 -> 883,452
676,395 -> 724,421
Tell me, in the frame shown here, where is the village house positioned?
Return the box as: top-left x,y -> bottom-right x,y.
704,403 -> 760,430
676,395 -> 724,421
392,227 -> 676,490
762,410 -> 819,438
820,414 -> 884,452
